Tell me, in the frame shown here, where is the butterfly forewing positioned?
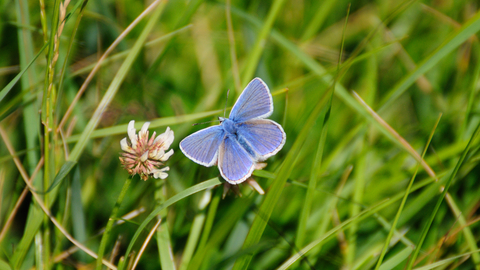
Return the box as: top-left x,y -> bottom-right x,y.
236,119 -> 286,161
180,77 -> 285,185
218,136 -> 255,184
229,78 -> 273,122
180,125 -> 225,167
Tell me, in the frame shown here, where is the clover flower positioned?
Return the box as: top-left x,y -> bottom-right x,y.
119,120 -> 174,180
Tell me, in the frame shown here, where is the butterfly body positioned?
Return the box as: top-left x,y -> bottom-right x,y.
180,78 -> 286,184
220,117 -> 237,135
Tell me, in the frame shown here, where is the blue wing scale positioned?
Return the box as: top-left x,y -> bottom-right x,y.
236,119 -> 286,161
218,136 -> 255,184
229,78 -> 273,122
180,125 -> 225,167
181,77 -> 285,185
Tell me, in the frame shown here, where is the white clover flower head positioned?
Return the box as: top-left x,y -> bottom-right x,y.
119,120 -> 174,180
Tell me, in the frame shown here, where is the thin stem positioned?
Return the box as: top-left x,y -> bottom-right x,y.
96,177 -> 133,270
374,114 -> 441,270
0,157 -> 44,243
57,0 -> 162,132
225,0 -> 241,93
132,218 -> 162,270
0,125 -> 117,269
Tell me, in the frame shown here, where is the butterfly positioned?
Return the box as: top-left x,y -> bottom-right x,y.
180,78 -> 286,184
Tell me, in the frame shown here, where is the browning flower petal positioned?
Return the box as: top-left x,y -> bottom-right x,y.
120,120 -> 174,180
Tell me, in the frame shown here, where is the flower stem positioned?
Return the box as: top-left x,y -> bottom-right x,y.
155,178 -> 176,269
96,177 -> 132,270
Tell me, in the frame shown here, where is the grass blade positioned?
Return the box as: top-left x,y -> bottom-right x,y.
232,70 -> 331,270
375,114 -> 441,270
0,44 -> 46,103
117,178 -> 222,270
379,9 -> 480,111
51,0 -> 164,192
406,123 -> 480,269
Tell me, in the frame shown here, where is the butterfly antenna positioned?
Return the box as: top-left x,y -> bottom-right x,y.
224,88 -> 230,118
192,119 -> 220,126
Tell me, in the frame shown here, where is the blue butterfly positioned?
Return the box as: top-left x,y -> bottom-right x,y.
180,77 -> 286,184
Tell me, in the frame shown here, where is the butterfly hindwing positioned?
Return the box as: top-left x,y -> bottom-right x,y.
218,135 -> 255,184
236,119 -> 286,161
229,78 -> 273,122
180,125 -> 225,167
181,78 -> 285,185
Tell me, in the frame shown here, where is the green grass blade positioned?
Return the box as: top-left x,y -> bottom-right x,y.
11,1 -> 44,265
296,4 -> 349,253
406,123 -> 480,269
277,199 -> 391,270
300,0 -> 336,42
444,194 -> 480,267
51,0 -> 165,192
54,0 -> 89,125
241,0 -> 287,85
379,9 -> 480,111
44,161 -> 76,193
95,177 -> 132,269
154,179 -> 176,270
144,0 -> 204,78
232,75 -> 331,270
378,247 -> 412,270
231,7 -> 435,177
374,115 -> 441,270
0,259 -> 12,270
461,42 -> 480,138
117,178 -> 221,270
69,25 -> 191,78
66,110 -> 222,143
188,191 -> 251,270
413,249 -> 480,270
10,202 -> 44,268
70,166 -> 87,262
0,45 -> 46,104
178,207 -> 206,270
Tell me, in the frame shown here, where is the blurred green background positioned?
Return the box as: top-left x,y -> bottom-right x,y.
1,0 -> 480,269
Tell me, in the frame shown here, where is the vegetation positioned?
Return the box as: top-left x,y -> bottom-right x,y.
1,0 -> 480,269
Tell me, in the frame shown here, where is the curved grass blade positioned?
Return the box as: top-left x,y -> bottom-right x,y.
95,177 -> 132,269
444,194 -> 480,268
296,3 -> 350,253
69,25 -> 192,78
66,110 -> 222,143
188,189 -> 248,270
413,249 -> 480,270
231,68 -> 331,270
0,259 -> 12,270
241,0 -> 288,85
374,114 -> 441,270
378,247 -> 412,270
50,0 -> 164,193
378,9 -> 480,111
144,0 -> 205,78
405,123 -> 480,269
0,43 -> 46,103
277,199 -> 390,270
117,178 -> 222,270
230,6 -> 436,179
